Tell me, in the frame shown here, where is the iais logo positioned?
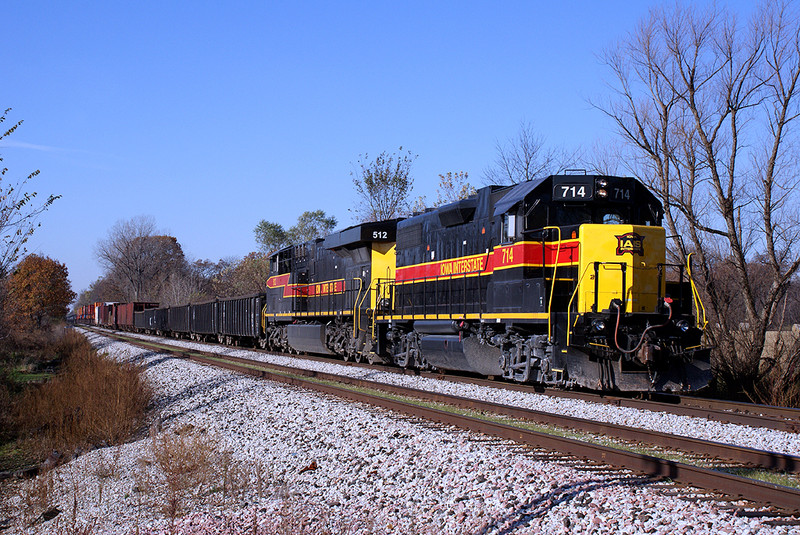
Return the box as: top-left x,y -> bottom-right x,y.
615,232 -> 645,256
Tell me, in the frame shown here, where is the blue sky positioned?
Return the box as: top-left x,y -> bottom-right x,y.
2,0 -> 753,296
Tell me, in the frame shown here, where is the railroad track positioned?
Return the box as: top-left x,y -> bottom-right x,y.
86,327 -> 800,518
95,326 -> 800,432
86,325 -> 800,432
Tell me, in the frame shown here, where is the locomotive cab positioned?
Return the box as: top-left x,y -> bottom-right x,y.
520,174 -> 710,391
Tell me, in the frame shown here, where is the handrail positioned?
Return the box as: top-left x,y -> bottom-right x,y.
355,278 -> 372,334
351,278 -> 364,337
544,226 -> 562,343
565,263 -> 595,349
686,253 -> 708,331
390,270 -> 478,317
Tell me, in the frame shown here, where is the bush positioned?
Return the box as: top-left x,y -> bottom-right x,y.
135,425 -> 256,520
15,330 -> 152,458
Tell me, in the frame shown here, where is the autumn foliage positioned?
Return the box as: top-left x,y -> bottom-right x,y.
3,254 -> 76,333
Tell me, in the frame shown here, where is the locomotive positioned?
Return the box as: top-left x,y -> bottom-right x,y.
79,173 -> 711,392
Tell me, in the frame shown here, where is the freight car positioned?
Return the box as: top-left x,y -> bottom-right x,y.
78,173 -> 711,392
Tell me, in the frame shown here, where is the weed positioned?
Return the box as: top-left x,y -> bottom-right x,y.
17,467 -> 55,525
14,332 -> 152,459
136,426 -> 254,520
93,448 -> 122,505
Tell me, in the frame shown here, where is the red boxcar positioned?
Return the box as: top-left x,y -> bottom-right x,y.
78,303 -> 96,325
114,302 -> 159,330
98,303 -> 117,327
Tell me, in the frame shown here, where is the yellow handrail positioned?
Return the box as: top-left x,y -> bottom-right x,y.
544,226 -> 562,343
565,263 -> 594,349
355,278 -> 372,335
351,278 -> 364,337
686,253 -> 708,331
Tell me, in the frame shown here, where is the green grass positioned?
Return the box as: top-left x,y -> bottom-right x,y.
0,439 -> 38,472
11,370 -> 54,383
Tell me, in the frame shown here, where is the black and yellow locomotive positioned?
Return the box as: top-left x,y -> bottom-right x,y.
262,173 -> 710,392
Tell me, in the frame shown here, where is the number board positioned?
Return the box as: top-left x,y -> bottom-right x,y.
552,177 -> 594,201
607,183 -> 633,203
359,224 -> 396,242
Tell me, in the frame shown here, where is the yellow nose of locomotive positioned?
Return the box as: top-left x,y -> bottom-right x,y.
576,224 -> 666,315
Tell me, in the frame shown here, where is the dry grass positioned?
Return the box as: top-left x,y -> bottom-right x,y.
15,330 -> 152,458
135,425 -> 259,520
18,467 -> 55,517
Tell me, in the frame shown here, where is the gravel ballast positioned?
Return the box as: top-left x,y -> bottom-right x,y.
2,329 -> 798,534
124,329 -> 800,457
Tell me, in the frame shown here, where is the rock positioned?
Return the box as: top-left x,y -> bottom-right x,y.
41,450 -> 62,472
299,460 -> 318,474
41,507 -> 61,522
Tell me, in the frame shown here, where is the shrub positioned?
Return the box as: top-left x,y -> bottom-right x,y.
135,426 -> 255,519
15,331 -> 151,458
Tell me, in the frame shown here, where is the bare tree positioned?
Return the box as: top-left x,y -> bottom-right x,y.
483,121 -> 577,184
95,216 -> 187,301
594,0 -> 800,401
0,108 -> 60,277
351,147 -> 417,221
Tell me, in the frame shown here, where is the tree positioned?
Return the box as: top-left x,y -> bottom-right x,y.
4,254 -> 75,332
254,220 -> 289,255
351,147 -> 417,221
214,252 -> 271,295
594,0 -> 800,402
411,171 -> 477,211
95,216 -> 187,301
254,210 -> 337,253
288,210 -> 337,243
0,108 -> 60,277
483,121 -> 576,185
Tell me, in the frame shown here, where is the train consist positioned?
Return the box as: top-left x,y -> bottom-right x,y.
77,174 -> 711,392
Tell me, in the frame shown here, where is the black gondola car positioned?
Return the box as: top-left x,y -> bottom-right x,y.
190,300 -> 218,340
168,305 -> 190,336
218,294 -> 263,344
136,307 -> 168,333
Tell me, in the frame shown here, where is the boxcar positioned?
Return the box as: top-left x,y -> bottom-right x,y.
98,303 -> 116,327
116,302 -> 159,331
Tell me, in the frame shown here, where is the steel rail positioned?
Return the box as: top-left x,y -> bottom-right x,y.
92,328 -> 800,513
187,352 -> 800,512
86,326 -> 799,431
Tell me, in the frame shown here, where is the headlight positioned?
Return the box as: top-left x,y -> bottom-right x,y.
676,320 -> 691,333
596,178 -> 608,188
591,319 -> 606,332
596,189 -> 608,198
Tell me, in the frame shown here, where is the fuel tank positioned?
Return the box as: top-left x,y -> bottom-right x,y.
287,324 -> 335,355
418,334 -> 503,376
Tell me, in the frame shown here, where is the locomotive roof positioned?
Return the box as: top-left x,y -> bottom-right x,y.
492,176 -> 548,216
323,219 -> 399,251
